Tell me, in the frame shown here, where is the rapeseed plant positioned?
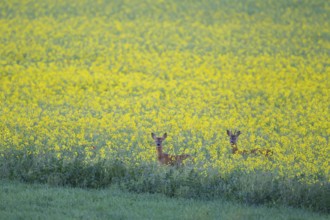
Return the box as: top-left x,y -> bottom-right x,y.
0,0 -> 328,192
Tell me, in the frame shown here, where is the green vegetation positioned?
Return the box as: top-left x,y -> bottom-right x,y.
1,180 -> 329,220
1,148 -> 329,213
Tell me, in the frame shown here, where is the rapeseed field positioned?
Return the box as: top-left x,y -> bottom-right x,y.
0,0 -> 329,192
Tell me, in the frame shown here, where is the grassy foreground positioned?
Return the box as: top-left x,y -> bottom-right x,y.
0,180 -> 329,220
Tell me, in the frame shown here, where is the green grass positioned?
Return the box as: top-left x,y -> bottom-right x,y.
1,149 -> 329,214
0,180 -> 329,220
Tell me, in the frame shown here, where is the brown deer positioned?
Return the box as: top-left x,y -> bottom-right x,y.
227,130 -> 273,156
151,133 -> 191,166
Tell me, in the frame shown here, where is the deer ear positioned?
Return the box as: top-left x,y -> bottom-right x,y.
163,133 -> 167,139
237,131 -> 241,136
151,133 -> 156,139
227,130 -> 231,136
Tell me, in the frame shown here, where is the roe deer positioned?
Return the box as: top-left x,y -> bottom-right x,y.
227,130 -> 273,156
151,133 -> 191,166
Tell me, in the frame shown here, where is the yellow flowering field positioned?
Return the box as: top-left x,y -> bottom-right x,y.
0,0 -> 329,185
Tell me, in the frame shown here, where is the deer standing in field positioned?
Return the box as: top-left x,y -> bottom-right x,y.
227,130 -> 273,157
151,133 -> 191,166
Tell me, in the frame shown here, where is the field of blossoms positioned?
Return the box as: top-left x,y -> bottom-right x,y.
0,0 -> 329,212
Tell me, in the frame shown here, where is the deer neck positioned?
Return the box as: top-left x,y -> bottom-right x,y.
157,146 -> 164,158
231,144 -> 238,154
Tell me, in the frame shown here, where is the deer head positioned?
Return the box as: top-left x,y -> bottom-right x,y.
227,130 -> 241,146
151,132 -> 167,148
